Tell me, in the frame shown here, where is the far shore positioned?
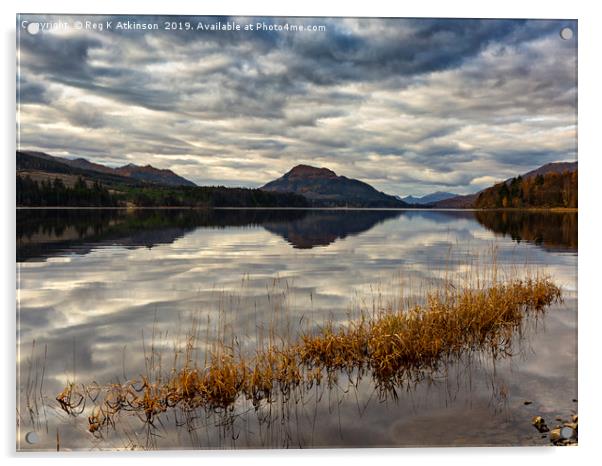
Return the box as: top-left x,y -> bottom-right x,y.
16,206 -> 578,212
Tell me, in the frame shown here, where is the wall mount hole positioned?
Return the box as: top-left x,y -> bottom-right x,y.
26,22 -> 40,35
25,431 -> 39,444
560,27 -> 573,40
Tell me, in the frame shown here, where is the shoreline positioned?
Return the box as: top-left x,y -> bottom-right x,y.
16,206 -> 578,212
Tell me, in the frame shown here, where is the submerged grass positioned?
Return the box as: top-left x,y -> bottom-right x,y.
56,272 -> 561,434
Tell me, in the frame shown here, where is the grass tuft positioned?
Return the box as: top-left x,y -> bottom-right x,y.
57,275 -> 561,433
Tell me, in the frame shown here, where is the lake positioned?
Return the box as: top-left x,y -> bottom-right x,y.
16,208 -> 577,450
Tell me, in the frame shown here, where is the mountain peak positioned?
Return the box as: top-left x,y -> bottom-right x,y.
286,165 -> 337,179
261,165 -> 407,208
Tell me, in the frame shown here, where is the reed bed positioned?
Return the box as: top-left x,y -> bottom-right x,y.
56,272 -> 561,434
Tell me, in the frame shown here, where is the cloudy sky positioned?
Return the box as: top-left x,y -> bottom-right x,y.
17,16 -> 577,196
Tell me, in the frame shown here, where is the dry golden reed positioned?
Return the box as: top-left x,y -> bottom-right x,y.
57,275 -> 561,433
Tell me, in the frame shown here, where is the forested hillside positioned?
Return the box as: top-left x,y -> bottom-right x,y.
474,170 -> 577,209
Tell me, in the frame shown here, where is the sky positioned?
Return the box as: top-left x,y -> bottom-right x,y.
17,16 -> 577,196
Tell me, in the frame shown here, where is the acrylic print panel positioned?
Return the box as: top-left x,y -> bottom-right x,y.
16,15 -> 577,451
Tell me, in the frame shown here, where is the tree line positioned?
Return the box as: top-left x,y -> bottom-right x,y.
17,175 -> 118,207
16,174 -> 310,208
474,170 -> 577,209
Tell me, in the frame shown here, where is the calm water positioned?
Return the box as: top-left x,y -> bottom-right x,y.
16,209 -> 577,450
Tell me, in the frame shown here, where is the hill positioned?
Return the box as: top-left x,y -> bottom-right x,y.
521,161 -> 577,180
474,168 -> 577,209
261,165 -> 408,208
433,161 -> 577,209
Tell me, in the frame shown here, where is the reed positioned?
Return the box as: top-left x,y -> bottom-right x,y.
56,273 -> 561,433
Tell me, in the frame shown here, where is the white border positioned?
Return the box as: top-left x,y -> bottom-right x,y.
3,0 -> 601,464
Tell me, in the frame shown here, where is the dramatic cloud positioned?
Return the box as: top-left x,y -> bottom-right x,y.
17,15 -> 577,195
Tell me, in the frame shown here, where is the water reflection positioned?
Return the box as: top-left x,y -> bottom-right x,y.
17,208 -> 578,261
17,208 -> 302,261
262,209 -> 402,248
16,208 -> 578,450
474,210 -> 577,252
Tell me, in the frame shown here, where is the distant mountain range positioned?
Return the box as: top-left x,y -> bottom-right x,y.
261,165 -> 408,207
17,150 -> 196,187
16,150 -> 577,209
402,191 -> 458,205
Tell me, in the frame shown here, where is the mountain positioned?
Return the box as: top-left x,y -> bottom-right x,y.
261,165 -> 409,208
433,161 -> 578,209
17,150 -> 196,187
402,191 -> 458,205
